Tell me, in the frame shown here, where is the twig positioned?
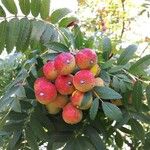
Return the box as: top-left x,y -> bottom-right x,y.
139,43 -> 149,57
120,0 -> 126,41
122,69 -> 150,85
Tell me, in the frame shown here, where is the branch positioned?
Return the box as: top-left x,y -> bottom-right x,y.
139,43 -> 150,57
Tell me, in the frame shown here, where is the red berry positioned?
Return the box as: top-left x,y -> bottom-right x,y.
43,60 -> 58,80
73,70 -> 95,92
54,52 -> 76,75
75,48 -> 97,69
34,77 -> 57,104
55,74 -> 75,95
62,103 -> 83,124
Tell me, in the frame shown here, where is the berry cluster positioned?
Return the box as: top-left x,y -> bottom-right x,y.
34,48 -> 104,124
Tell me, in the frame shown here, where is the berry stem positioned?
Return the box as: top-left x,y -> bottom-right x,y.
93,90 -> 103,103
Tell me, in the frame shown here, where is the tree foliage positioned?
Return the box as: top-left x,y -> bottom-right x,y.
0,1 -> 150,150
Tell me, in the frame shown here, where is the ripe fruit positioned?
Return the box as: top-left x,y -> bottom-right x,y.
95,77 -> 104,87
46,103 -> 61,114
55,75 -> 75,95
54,52 -> 76,75
50,94 -> 68,108
62,103 -> 83,124
34,77 -> 57,104
75,48 -> 97,69
71,90 -> 93,110
43,60 -> 58,80
73,70 -> 95,92
90,64 -> 101,77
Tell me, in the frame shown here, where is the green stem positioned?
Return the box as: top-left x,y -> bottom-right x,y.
122,69 -> 150,85
93,90 -> 103,103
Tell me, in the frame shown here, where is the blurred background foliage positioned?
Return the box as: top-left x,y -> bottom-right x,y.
77,0 -> 150,38
77,0 -> 150,56
0,53 -> 24,97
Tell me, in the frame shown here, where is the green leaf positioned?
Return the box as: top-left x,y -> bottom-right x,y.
81,91 -> 92,108
144,132 -> 150,150
0,20 -> 7,53
132,81 -> 143,112
115,112 -> 130,128
73,25 -> 84,49
112,76 -> 120,91
19,0 -> 30,16
8,111 -> 28,121
0,131 -> 10,136
11,99 -> 21,113
78,137 -> 95,150
41,24 -> 58,44
108,65 -> 124,73
146,84 -> 150,109
10,69 -> 29,87
63,139 -> 77,150
117,45 -> 137,65
30,20 -> 46,49
142,103 -> 149,113
64,136 -> 95,150
94,86 -> 122,99
16,18 -> 31,52
31,0 -> 41,17
3,122 -> 24,132
59,17 -> 78,27
50,8 -> 71,24
47,132 -> 72,149
7,131 -> 21,150
6,18 -> 20,53
129,119 -> 145,141
119,80 -> 126,93
129,54 -> 150,75
119,127 -> 132,134
25,125 -> 38,150
84,36 -> 94,48
45,42 -> 69,52
115,131 -> 123,148
89,98 -> 99,120
102,36 -> 112,61
30,114 -> 48,141
144,139 -> 150,150
130,112 -> 150,124
0,97 -> 14,112
0,6 -> 6,17
85,126 -> 105,150
40,0 -> 50,19
20,101 -> 33,111
100,70 -> 110,86
1,0 -> 17,14
60,28 -> 75,48
116,74 -> 132,83
0,86 -> 21,112
52,142 -> 67,150
31,21 -> 46,40
101,59 -> 115,69
102,102 -> 123,121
